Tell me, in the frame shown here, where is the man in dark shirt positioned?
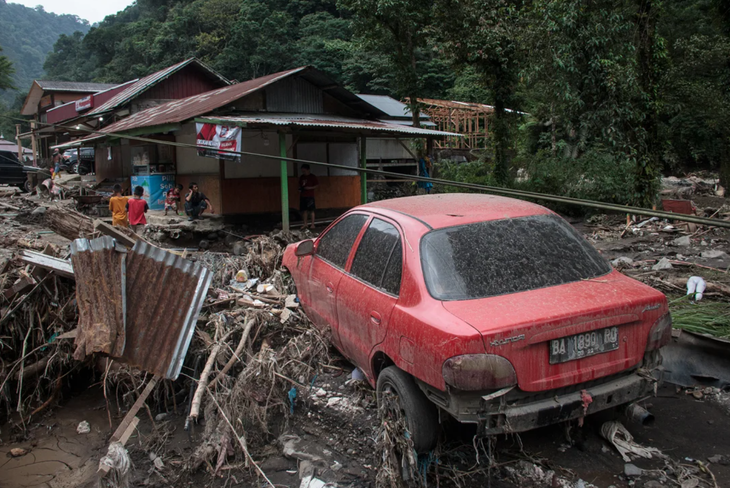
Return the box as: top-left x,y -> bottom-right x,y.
298,164 -> 319,229
185,182 -> 215,221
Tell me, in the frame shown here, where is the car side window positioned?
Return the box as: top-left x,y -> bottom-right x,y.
350,218 -> 402,295
316,214 -> 368,269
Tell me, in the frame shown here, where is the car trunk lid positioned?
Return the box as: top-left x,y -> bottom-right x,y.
441,271 -> 666,392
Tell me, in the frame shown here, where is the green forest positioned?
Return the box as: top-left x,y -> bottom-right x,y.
2,0 -> 730,205
0,1 -> 90,104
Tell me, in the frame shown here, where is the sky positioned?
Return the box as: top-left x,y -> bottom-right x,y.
13,0 -> 136,24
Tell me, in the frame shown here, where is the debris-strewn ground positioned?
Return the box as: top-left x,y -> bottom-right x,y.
0,173 -> 729,488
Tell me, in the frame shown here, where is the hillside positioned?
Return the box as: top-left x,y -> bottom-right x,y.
0,0 -> 90,105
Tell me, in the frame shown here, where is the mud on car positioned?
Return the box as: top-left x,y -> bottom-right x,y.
282,194 -> 670,452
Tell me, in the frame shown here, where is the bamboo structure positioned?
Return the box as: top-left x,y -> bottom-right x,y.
417,98 -> 494,149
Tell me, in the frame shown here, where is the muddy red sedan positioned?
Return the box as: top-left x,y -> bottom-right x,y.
282,194 -> 670,451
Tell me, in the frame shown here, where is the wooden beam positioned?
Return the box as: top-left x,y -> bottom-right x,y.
93,220 -> 137,248
20,251 -> 75,279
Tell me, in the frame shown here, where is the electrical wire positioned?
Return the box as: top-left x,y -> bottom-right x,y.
4,113 -> 730,229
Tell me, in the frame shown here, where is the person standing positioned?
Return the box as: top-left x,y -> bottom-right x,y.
108,184 -> 129,227
52,149 -> 62,180
126,186 -> 149,234
185,182 -> 214,221
298,164 -> 319,229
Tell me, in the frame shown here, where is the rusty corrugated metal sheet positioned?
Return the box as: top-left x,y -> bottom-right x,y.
70,236 -> 127,360
88,58 -> 230,117
198,114 -> 462,137
95,67 -> 308,134
121,240 -> 212,379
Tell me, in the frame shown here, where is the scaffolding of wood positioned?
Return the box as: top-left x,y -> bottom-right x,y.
416,98 -> 495,150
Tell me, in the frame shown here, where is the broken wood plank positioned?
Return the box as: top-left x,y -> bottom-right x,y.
110,376 -> 159,444
20,251 -> 75,279
4,275 -> 37,300
93,220 -> 137,248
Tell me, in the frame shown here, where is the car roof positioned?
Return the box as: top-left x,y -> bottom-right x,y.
363,194 -> 552,229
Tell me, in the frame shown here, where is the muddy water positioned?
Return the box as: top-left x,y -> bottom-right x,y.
0,388 -> 111,488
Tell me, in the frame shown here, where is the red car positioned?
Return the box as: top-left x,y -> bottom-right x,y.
282,194 -> 670,451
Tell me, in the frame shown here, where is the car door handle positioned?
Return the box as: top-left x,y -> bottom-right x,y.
370,311 -> 382,325
326,282 -> 334,294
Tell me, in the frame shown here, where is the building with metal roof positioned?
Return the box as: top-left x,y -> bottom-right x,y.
61,66 -> 460,229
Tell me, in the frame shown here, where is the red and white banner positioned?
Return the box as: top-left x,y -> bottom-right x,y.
195,123 -> 242,162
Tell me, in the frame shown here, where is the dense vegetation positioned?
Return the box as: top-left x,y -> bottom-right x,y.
0,1 -> 90,138
10,0 -> 730,204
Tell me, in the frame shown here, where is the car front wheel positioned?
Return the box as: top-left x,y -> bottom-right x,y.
376,366 -> 439,453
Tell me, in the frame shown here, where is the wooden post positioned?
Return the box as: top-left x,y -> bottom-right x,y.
279,132 -> 289,232
16,124 -> 22,163
30,121 -> 38,167
360,136 -> 367,204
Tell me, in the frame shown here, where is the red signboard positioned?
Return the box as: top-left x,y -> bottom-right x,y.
75,96 -> 94,112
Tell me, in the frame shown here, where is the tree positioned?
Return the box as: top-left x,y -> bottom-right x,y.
433,0 -> 525,184
0,46 -> 14,91
338,0 -> 436,126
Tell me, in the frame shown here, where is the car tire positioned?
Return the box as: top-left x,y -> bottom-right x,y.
20,180 -> 32,193
376,366 -> 439,453
71,163 -> 78,174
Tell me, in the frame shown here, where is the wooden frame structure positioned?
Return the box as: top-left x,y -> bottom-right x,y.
417,98 -> 494,150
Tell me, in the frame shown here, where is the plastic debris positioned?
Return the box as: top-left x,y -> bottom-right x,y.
600,420 -> 662,462
288,387 -> 297,414
652,257 -> 673,271
76,420 -> 90,434
351,368 -> 365,381
687,276 -> 707,301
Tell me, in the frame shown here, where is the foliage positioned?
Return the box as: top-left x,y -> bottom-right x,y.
0,46 -> 14,91
0,2 -> 89,104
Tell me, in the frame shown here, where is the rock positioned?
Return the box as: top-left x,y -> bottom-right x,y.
624,464 -> 643,477
327,397 -> 342,407
218,230 -> 227,238
153,457 -> 165,470
672,236 -> 691,247
9,448 -> 29,457
198,239 -> 210,250
207,233 -> 219,241
643,482 -> 663,488
701,250 -> 728,259
652,258 -> 673,271
232,241 -> 246,256
150,231 -> 166,242
611,257 -> 634,267
224,233 -> 238,245
31,207 -> 46,216
155,413 -> 168,421
315,388 -> 327,397
77,420 -> 91,434
708,454 -> 729,465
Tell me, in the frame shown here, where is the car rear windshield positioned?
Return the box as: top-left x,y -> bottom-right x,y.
421,214 -> 611,300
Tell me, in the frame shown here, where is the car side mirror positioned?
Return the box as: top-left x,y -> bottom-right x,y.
295,239 -> 315,257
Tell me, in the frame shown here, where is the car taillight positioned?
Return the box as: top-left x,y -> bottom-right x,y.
646,312 -> 672,351
442,354 -> 517,391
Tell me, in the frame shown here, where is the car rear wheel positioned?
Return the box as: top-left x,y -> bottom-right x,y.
20,180 -> 32,193
376,366 -> 439,453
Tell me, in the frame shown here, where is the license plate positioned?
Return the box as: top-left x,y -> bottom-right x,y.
549,326 -> 619,364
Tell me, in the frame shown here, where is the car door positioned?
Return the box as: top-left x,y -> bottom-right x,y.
336,217 -> 403,370
0,151 -> 24,185
305,213 -> 369,348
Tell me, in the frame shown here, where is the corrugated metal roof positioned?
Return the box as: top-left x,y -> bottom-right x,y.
94,67 -> 309,133
197,114 -> 462,137
95,66 -> 388,135
121,240 -> 212,379
88,58 -> 230,116
357,94 -> 430,120
70,236 -> 128,360
35,80 -> 118,92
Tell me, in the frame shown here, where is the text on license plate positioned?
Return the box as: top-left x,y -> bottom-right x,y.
549,326 -> 619,364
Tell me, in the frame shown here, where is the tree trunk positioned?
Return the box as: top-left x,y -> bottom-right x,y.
635,0 -> 661,207
45,206 -> 94,241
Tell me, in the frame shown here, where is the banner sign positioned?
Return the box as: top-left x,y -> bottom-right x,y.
196,123 -> 242,162
75,96 -> 93,112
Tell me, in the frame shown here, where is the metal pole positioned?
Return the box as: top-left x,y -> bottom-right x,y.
279,132 -> 289,232
360,136 -> 367,204
30,121 -> 38,167
16,124 -> 22,162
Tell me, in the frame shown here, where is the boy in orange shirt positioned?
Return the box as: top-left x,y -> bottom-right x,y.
108,184 -> 129,227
